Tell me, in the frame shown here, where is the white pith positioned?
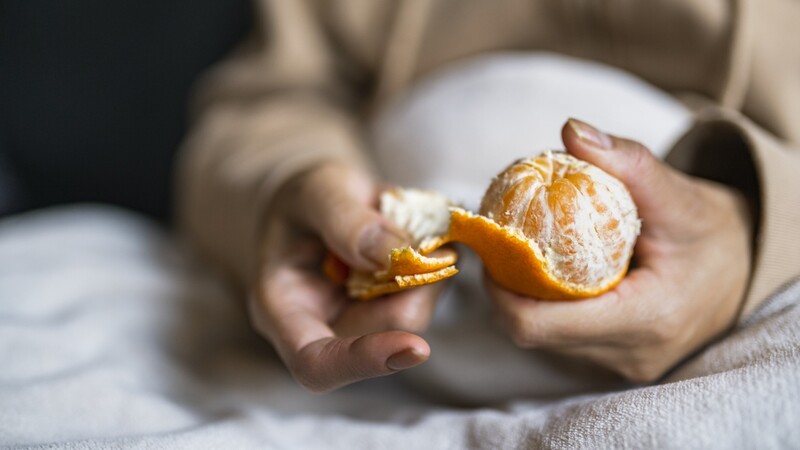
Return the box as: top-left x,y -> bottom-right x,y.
480,150 -> 640,287
380,188 -> 453,247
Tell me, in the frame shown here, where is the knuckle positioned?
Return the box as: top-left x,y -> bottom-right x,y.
387,309 -> 426,333
491,291 -> 547,348
505,312 -> 542,348
328,216 -> 375,267
625,141 -> 654,174
620,362 -> 665,384
613,347 -> 671,384
320,217 -> 350,250
386,301 -> 431,334
647,309 -> 681,345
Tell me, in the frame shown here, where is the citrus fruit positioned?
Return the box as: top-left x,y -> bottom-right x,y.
333,188 -> 459,300
327,150 -> 640,300
451,150 -> 640,299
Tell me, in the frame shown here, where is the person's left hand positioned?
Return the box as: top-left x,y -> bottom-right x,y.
249,163 -> 445,393
487,119 -> 753,383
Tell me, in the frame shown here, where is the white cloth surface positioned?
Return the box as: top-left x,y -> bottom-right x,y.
1,206 -> 798,449
2,54 -> 798,449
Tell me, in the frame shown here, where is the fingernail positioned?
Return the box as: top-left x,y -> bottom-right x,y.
568,118 -> 612,150
386,348 -> 427,371
359,223 -> 408,268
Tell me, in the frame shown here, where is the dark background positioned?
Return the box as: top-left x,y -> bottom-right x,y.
0,0 -> 251,221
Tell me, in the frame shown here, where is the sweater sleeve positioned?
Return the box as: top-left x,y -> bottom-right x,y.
175,0 -> 372,287
667,108 -> 800,321
666,0 -> 800,321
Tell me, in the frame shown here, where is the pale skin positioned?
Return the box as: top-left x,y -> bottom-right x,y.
251,162 -> 443,393
251,119 -> 753,392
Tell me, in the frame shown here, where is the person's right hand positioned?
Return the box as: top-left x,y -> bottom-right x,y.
485,119 -> 752,383
249,163 -> 445,393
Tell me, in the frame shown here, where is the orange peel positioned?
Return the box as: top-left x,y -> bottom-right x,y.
326,188 -> 460,301
387,247 -> 457,277
327,150 -> 640,301
456,150 -> 640,299
346,265 -> 459,300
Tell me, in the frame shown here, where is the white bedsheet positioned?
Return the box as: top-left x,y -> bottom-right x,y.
1,206 -> 798,449
2,54 -> 798,449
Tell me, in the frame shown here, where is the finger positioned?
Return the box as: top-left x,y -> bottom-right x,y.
333,281 -> 447,337
292,331 -> 430,393
251,264 -> 343,354
487,269 -> 668,348
251,266 -> 431,393
294,165 -> 410,271
254,228 -> 433,393
561,118 -> 695,232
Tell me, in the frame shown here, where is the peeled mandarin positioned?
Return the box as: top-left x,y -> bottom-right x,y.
450,150 -> 640,299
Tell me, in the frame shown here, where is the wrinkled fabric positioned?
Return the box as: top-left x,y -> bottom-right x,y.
1,206 -> 797,449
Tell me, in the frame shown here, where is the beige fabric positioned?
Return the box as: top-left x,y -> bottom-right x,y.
177,0 -> 800,320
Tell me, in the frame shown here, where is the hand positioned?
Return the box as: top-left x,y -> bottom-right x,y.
487,119 -> 753,383
250,163 -> 444,393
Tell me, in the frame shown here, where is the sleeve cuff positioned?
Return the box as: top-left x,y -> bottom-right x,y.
666,107 -> 800,321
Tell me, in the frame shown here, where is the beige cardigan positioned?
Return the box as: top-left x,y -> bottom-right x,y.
177,0 -> 800,320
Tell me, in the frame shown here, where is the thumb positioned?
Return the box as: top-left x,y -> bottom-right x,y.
299,165 -> 409,271
561,118 -> 691,227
